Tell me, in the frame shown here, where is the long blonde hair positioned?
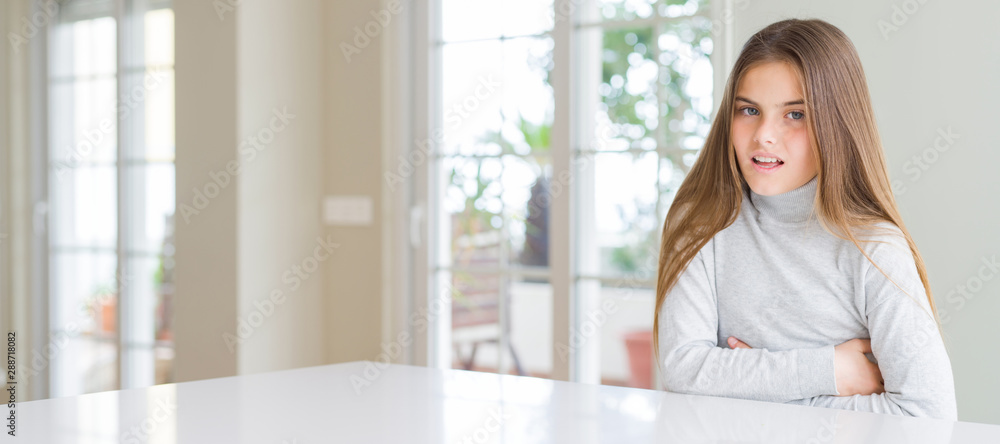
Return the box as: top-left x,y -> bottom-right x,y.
653,19 -> 942,365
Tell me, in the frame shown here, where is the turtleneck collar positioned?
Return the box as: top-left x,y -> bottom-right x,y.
747,175 -> 819,224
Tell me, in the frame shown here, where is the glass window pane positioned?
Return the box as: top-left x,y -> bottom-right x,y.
580,0 -> 658,23
82,77 -> 119,163
51,251 -> 118,335
49,18 -> 76,79
502,0 -> 554,36
49,251 -> 119,396
658,150 -> 694,219
74,17 -> 117,77
51,4 -> 117,78
449,272 -> 553,377
144,8 -> 174,67
580,151 -> 659,277
49,77 -> 117,166
501,37 -> 554,156
508,279 -> 552,377
499,155 -> 550,268
442,0 -> 553,41
658,18 -> 714,149
576,26 -> 659,151
48,82 -> 78,166
441,0 -> 502,42
50,336 -> 118,397
120,66 -> 174,162
440,37 -> 553,157
143,69 -> 176,161
448,271 -> 502,374
575,279 -> 656,387
441,156 -> 505,267
578,0 -> 709,24
122,255 -> 161,389
441,154 -> 552,269
126,164 -> 176,254
50,165 -> 118,249
154,345 -> 175,385
440,40 -> 504,156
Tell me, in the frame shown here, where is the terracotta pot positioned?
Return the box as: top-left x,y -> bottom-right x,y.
624,330 -> 653,389
100,299 -> 116,333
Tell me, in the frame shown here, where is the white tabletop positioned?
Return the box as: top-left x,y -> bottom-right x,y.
16,361 -> 999,443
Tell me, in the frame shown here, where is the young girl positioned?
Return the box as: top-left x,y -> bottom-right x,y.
653,19 -> 957,420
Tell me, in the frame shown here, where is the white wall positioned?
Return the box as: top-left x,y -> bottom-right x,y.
235,0 -> 326,375
732,0 -> 1000,424
323,0 -> 387,364
0,0 -> 40,400
174,0 -> 388,379
174,0 -> 328,380
174,0 -> 239,381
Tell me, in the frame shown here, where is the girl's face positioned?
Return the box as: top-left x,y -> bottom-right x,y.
731,61 -> 818,196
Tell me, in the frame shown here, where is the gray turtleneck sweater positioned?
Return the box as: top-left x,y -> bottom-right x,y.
656,175 -> 958,420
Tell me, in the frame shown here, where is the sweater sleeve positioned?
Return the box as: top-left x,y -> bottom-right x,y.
784,232 -> 958,420
658,243 -> 839,402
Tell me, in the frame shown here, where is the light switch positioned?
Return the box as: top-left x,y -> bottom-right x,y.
323,195 -> 373,226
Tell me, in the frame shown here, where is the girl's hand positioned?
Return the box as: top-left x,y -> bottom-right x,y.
726,336 -> 752,349
726,336 -> 885,397
833,338 -> 884,396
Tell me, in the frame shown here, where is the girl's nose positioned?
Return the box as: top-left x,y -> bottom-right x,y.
753,120 -> 779,145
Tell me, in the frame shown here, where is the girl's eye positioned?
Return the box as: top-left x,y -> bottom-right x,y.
787,111 -> 805,120
738,107 -> 759,116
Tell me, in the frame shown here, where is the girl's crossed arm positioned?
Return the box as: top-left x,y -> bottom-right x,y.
782,236 -> 957,420
658,246 -> 840,403
727,235 -> 958,420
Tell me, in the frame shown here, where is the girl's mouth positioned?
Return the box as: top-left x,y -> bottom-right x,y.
752,155 -> 784,173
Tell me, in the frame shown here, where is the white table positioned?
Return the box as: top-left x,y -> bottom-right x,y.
16,362 -> 1000,443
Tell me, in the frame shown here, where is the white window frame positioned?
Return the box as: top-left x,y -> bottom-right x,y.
34,0 -> 174,398
387,0 -> 736,382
